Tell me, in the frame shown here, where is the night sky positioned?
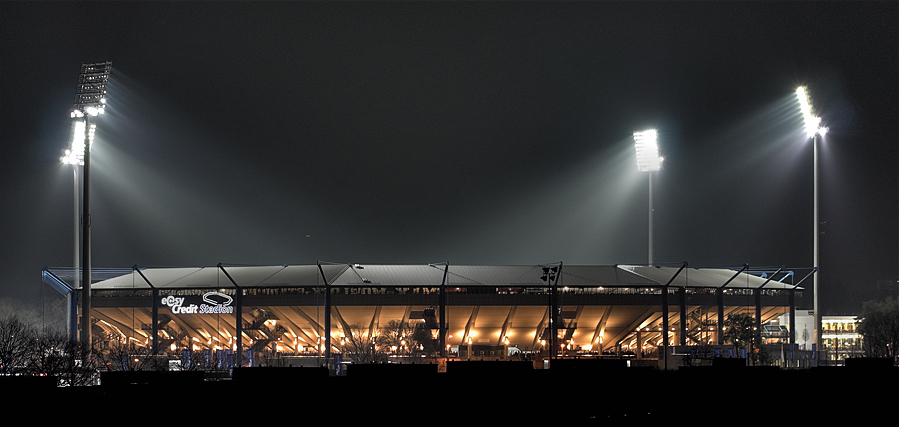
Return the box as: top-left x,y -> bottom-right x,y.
2,1 -> 896,315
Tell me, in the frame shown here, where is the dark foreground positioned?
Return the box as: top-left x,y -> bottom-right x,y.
7,360 -> 896,423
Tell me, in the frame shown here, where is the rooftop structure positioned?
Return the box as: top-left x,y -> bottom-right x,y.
43,262 -> 807,370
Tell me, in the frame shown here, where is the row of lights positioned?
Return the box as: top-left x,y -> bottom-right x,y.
102,315 -> 774,354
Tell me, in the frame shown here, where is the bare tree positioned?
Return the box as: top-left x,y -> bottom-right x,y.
377,319 -> 415,357
23,326 -> 68,377
0,315 -> 35,375
341,324 -> 385,364
94,335 -> 160,371
26,328 -> 97,386
0,315 -> 98,385
55,337 -> 98,386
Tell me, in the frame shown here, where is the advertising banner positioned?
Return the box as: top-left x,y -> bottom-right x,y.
160,291 -> 235,315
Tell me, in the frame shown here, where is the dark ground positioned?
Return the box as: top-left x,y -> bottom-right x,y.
7,360 -> 896,422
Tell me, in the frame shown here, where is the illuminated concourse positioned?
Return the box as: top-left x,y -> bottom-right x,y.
42,263 -> 807,370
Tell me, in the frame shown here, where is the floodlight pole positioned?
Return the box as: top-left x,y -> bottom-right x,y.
72,61 -> 111,353
72,165 -> 80,342
80,113 -> 92,352
796,86 -> 826,355
634,129 -> 662,266
60,162 -> 82,342
540,266 -> 559,360
813,131 -> 820,353
648,171 -> 654,266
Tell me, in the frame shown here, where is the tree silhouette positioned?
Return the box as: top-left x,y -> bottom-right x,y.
858,297 -> 899,358
722,313 -> 767,364
0,315 -> 34,375
341,324 -> 385,364
377,319 -> 414,357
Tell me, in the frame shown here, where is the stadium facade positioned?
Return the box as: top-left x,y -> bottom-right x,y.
42,262 -> 810,370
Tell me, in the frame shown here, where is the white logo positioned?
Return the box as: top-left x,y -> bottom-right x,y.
203,291 -> 233,307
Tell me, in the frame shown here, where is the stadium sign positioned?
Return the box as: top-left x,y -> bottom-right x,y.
161,292 -> 234,315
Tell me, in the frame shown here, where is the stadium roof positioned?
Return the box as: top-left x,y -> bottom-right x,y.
47,264 -> 802,292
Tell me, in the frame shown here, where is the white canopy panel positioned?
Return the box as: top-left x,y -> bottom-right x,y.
78,264 -> 801,291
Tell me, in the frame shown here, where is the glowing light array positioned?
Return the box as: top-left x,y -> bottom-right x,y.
796,86 -> 828,137
63,62 -> 110,166
633,129 -> 663,172
60,120 -> 95,165
72,61 -> 112,117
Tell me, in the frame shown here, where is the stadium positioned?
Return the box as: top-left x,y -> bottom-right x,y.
41,262 -> 811,371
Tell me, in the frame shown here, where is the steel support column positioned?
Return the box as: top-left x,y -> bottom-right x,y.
438,263 -> 448,358
218,263 -> 242,368
716,264 -> 748,345
755,267 -> 782,336
679,287 -> 687,346
133,265 -> 157,354
660,262 -> 687,352
317,262 -> 332,361
716,287 -> 725,345
789,289 -> 796,345
662,286 -> 668,355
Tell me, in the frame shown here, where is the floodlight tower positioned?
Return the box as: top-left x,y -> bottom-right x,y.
795,86 -> 827,353
634,129 -> 663,265
60,119 -> 96,341
71,61 -> 112,351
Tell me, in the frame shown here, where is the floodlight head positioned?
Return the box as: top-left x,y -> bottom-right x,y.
59,119 -> 95,166
795,86 -> 826,138
633,129 -> 663,172
72,61 -> 112,116
60,149 -> 80,165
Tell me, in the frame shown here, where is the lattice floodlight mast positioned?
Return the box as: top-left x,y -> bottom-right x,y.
72,61 -> 111,351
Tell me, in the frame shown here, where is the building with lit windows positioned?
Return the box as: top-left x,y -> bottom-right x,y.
772,312 -> 864,365
42,262 -> 809,371
822,315 -> 862,362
